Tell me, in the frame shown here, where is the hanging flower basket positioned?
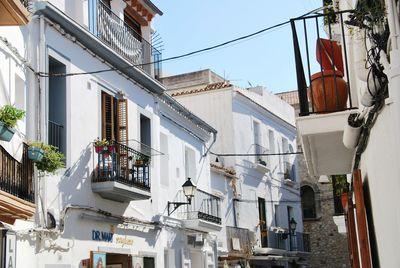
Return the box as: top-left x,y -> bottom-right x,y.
27,146 -> 45,162
0,121 -> 15,142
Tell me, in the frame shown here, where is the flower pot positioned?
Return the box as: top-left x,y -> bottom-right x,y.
309,70 -> 348,113
341,192 -> 349,212
28,147 -> 44,162
0,121 -> 15,142
94,145 -> 108,153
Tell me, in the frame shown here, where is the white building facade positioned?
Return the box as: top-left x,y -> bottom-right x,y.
161,70 -> 309,268
291,0 -> 400,267
0,1 -> 223,267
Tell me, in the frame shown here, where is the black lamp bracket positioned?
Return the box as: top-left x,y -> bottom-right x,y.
167,199 -> 192,216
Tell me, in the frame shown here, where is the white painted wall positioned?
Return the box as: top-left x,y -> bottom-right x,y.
172,82 -> 303,253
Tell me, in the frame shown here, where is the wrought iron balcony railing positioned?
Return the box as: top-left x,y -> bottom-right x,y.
48,120 -> 64,154
254,144 -> 270,168
291,10 -> 355,116
284,161 -> 296,181
175,189 -> 221,224
93,140 -> 150,191
0,144 -> 34,202
289,231 -> 311,252
267,229 -> 288,250
96,0 -> 162,79
20,0 -> 30,8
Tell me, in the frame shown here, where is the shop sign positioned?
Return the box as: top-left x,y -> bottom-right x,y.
115,237 -> 133,246
92,229 -> 114,243
2,230 -> 16,268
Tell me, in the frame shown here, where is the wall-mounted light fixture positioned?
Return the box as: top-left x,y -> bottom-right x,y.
168,178 -> 197,216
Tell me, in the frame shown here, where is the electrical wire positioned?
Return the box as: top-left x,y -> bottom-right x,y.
210,151 -> 303,157
36,6 -> 327,78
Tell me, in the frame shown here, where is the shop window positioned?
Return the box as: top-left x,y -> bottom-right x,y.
301,185 -> 316,219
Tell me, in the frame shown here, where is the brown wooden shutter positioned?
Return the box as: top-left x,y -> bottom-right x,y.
353,169 -> 372,268
101,92 -> 115,141
117,98 -> 128,178
117,98 -> 128,145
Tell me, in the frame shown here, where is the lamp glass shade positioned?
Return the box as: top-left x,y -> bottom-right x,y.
182,178 -> 197,198
289,217 -> 297,231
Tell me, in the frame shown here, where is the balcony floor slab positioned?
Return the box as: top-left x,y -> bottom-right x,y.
297,110 -> 355,177
92,181 -> 151,202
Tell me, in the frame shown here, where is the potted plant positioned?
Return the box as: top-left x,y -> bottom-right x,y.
0,105 -> 25,141
28,142 -> 65,174
27,146 -> 44,162
332,174 -> 349,209
134,154 -> 148,166
93,138 -> 115,156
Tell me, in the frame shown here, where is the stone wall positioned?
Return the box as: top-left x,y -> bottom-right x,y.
299,150 -> 350,268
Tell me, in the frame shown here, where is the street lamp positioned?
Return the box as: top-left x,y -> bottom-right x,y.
289,217 -> 297,234
168,178 -> 197,216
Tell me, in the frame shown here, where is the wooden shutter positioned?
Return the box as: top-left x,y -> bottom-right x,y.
117,98 -> 128,144
101,92 -> 115,141
117,98 -> 128,177
353,169 -> 372,268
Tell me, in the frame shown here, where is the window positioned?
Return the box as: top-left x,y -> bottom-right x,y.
258,197 -> 267,247
124,11 -> 142,41
301,186 -> 316,219
48,57 -> 67,156
253,121 -> 262,163
101,92 -> 128,144
140,114 -> 151,155
184,146 -> 196,179
160,133 -> 169,187
268,130 -> 275,153
332,175 -> 348,215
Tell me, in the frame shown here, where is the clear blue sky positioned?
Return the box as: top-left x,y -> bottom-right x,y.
152,0 -> 322,93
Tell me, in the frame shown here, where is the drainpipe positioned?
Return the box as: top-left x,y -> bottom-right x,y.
37,15 -> 47,228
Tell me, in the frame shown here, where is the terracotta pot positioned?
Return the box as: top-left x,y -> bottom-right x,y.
309,70 -> 348,113
341,192 -> 349,212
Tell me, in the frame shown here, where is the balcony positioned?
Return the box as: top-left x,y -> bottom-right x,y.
252,144 -> 270,174
291,10 -> 357,177
96,0 -> 162,79
92,140 -> 151,202
0,144 -> 35,224
0,0 -> 30,25
225,226 -> 255,258
288,232 -> 311,255
254,228 -> 310,255
175,189 -> 222,232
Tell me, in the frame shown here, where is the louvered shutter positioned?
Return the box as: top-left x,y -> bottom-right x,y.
101,92 -> 115,140
117,98 -> 128,177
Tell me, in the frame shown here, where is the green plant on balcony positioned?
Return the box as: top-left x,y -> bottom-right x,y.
28,141 -> 65,174
0,105 -> 25,141
134,154 -> 149,166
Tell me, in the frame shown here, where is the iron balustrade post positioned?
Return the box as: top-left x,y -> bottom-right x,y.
291,20 -> 309,116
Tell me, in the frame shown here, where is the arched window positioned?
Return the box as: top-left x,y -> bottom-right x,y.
301,186 -> 316,219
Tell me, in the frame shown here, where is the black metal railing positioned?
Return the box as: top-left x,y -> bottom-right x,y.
226,226 -> 255,254
267,229 -> 288,250
0,144 -> 34,202
254,144 -> 270,168
284,161 -> 296,181
96,0 -> 162,78
20,0 -> 30,8
291,10 -> 355,115
93,140 -> 150,191
176,189 -> 221,224
48,120 -> 64,153
289,232 -> 311,252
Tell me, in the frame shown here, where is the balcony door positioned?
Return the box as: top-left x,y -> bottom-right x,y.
258,197 -> 268,247
101,92 -> 128,176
